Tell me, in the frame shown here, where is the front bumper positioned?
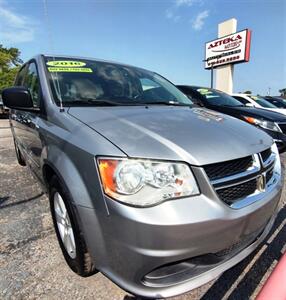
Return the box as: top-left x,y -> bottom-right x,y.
77,165 -> 283,299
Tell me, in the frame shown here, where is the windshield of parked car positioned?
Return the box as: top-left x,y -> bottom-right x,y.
249,96 -> 278,108
44,57 -> 192,106
194,88 -> 243,107
264,97 -> 286,108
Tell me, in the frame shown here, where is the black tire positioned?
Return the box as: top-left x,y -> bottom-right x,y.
49,176 -> 97,277
13,139 -> 26,166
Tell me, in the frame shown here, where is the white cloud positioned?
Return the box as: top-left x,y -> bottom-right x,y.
165,8 -> 181,22
166,0 -> 205,24
175,0 -> 197,7
192,10 -> 209,30
0,1 -> 35,44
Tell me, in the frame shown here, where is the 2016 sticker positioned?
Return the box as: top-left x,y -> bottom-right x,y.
46,61 -> 86,67
197,88 -> 212,95
48,67 -> 92,73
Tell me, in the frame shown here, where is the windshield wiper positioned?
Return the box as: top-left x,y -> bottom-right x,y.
62,99 -> 192,107
62,99 -> 141,106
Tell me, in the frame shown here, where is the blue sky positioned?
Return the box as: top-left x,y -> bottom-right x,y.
0,0 -> 285,95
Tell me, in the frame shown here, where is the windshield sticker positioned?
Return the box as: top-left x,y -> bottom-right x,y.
250,96 -> 258,100
197,88 -> 212,95
48,67 -> 93,73
46,60 -> 86,67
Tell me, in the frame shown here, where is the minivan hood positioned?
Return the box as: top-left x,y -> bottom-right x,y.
68,106 -> 273,166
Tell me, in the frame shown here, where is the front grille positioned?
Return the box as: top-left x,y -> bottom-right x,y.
266,169 -> 274,183
260,148 -> 272,162
278,123 -> 286,134
204,156 -> 253,181
216,178 -> 257,205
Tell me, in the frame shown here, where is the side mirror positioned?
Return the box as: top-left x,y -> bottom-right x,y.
245,103 -> 254,107
2,87 -> 33,109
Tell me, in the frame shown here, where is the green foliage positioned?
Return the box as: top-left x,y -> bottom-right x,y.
279,88 -> 286,96
243,90 -> 252,94
0,45 -> 23,92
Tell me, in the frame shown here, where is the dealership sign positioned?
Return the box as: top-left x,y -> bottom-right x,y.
205,29 -> 251,69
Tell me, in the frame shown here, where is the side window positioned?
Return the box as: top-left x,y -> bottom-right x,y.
140,78 -> 160,91
15,65 -> 28,86
233,96 -> 248,105
23,62 -> 40,108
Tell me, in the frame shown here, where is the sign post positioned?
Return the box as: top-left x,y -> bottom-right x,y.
204,19 -> 251,93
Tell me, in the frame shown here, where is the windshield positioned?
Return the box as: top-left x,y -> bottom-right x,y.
264,97 -> 286,108
249,96 -> 278,108
44,57 -> 192,106
194,88 -> 243,107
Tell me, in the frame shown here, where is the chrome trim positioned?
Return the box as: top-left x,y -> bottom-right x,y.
273,139 -> 284,143
261,152 -> 276,168
209,147 -> 280,209
230,172 -> 280,209
211,154 -> 260,186
215,174 -> 259,190
274,122 -> 283,133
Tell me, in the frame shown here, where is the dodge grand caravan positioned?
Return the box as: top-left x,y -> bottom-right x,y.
2,55 -> 283,298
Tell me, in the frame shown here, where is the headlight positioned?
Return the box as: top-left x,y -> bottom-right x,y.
97,158 -> 199,207
243,117 -> 280,132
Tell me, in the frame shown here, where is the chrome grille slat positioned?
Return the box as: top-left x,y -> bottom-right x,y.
203,147 -> 276,207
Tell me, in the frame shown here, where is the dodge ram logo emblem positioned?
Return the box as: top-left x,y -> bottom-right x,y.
257,174 -> 266,192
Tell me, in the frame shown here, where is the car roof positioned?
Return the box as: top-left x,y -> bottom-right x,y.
178,85 -> 230,95
231,93 -> 252,97
33,54 -> 148,72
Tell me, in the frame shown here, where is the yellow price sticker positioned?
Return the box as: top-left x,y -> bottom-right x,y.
197,88 -> 212,95
48,67 -> 93,73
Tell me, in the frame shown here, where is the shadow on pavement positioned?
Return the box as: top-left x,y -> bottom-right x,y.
0,192 -> 44,209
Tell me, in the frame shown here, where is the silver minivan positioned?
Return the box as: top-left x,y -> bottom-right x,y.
2,55 -> 283,298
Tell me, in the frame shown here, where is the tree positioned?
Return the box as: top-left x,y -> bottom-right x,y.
0,45 -> 23,92
279,88 -> 286,96
243,90 -> 252,94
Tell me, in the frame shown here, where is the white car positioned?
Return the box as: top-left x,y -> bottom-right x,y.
231,93 -> 286,115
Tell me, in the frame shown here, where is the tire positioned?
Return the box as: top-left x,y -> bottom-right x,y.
13,139 -> 26,166
49,176 -> 97,277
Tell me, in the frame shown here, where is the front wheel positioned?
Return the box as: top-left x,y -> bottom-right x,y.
49,176 -> 97,277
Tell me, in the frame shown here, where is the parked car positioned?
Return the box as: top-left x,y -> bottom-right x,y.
263,96 -> 286,109
231,93 -> 286,115
2,56 -> 283,299
177,86 -> 286,152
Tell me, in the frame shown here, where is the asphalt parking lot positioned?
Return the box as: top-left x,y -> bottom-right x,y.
0,117 -> 285,300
